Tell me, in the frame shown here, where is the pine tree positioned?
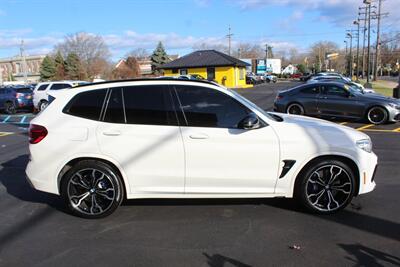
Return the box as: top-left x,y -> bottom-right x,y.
54,51 -> 66,80
65,53 -> 86,80
39,56 -> 56,81
150,41 -> 170,74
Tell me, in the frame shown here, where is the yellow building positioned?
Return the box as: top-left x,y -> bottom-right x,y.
160,50 -> 250,88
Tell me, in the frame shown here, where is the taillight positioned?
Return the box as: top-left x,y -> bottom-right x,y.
16,93 -> 24,98
276,95 -> 283,100
29,124 -> 48,144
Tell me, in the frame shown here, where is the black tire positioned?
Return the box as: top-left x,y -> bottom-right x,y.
4,101 -> 16,114
367,106 -> 388,125
286,103 -> 305,115
266,79 -> 271,83
60,160 -> 124,219
273,80 -> 277,83
295,159 -> 356,214
39,100 -> 48,112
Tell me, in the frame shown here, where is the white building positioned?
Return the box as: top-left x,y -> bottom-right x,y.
0,55 -> 45,84
282,64 -> 298,75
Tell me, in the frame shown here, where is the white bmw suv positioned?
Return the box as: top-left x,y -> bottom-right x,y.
26,79 -> 377,218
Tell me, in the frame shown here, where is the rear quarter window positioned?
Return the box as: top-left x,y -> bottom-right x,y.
63,89 -> 107,121
50,83 -> 72,90
37,84 -> 49,91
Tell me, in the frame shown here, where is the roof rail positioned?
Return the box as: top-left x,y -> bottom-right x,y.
74,77 -> 221,88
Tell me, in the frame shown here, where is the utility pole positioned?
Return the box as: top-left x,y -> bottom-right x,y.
373,0 -> 388,81
265,44 -> 268,73
359,6 -> 368,79
20,40 -> 28,84
347,32 -> 354,78
344,40 -> 348,75
364,0 -> 372,88
226,25 -> 233,56
354,20 -> 361,81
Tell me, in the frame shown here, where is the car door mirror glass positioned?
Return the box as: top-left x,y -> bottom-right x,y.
238,113 -> 260,130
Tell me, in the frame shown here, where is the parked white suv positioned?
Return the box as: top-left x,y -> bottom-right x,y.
26,79 -> 377,218
33,81 -> 87,111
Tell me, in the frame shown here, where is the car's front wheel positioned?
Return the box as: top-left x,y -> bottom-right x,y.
61,160 -> 124,218
367,106 -> 388,125
296,159 -> 356,214
286,103 -> 304,115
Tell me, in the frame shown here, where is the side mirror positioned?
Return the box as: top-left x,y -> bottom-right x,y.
238,113 -> 260,130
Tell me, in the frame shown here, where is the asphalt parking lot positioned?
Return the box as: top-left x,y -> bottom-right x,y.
0,81 -> 399,266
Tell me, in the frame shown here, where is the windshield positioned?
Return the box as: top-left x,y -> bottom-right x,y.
228,89 -> 278,121
344,84 -> 363,94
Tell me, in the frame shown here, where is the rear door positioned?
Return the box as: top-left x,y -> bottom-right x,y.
318,84 -> 363,118
297,85 -> 320,115
96,85 -> 185,195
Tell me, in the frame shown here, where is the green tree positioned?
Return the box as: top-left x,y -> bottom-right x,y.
65,53 -> 86,80
150,41 -> 170,74
54,51 -> 66,80
297,63 -> 306,74
39,56 -> 56,81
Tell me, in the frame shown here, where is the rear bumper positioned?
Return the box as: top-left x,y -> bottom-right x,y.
25,157 -> 60,195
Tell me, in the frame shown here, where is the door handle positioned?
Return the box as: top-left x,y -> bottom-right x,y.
102,131 -> 121,136
189,133 -> 209,139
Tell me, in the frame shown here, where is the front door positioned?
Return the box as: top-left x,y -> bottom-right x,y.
318,84 -> 363,119
96,85 -> 185,194
173,85 -> 280,194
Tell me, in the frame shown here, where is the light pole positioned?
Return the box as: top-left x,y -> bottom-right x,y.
344,40 -> 348,75
364,0 -> 372,87
347,33 -> 353,78
353,20 -> 361,81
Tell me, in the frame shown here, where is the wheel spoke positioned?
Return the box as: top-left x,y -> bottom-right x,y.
310,189 -> 326,206
310,171 -> 326,186
331,182 -> 351,194
327,190 -> 340,210
328,166 -> 342,185
96,188 -> 115,201
71,173 -> 90,189
71,192 -> 90,208
90,195 -> 103,214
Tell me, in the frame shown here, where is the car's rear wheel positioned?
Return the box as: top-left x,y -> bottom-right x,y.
286,103 -> 304,115
296,159 -> 356,214
367,106 -> 388,125
61,160 -> 124,219
39,100 -> 48,112
4,101 -> 16,114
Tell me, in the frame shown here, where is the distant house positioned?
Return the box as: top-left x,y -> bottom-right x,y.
282,64 -> 298,75
115,57 -> 153,76
160,50 -> 250,88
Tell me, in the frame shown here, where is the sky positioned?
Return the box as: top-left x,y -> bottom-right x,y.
0,0 -> 398,61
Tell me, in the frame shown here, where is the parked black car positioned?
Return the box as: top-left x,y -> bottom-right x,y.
274,81 -> 400,124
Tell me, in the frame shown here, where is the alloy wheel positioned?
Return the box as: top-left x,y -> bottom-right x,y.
367,107 -> 387,125
287,104 -> 304,115
40,101 -> 48,111
305,165 -> 353,212
5,102 -> 16,114
67,168 -> 116,216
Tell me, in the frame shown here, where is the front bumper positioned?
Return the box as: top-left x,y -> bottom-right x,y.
357,151 -> 378,195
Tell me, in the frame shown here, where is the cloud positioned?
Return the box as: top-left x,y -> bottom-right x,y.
0,28 -> 297,60
233,0 -> 399,29
193,0 -> 210,7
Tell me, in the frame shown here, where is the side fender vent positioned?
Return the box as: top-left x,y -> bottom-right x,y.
279,160 -> 296,178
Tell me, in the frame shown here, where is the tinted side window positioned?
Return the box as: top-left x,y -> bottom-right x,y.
323,85 -> 348,97
175,85 -> 250,128
37,84 -> 49,91
123,85 -> 177,126
50,83 -> 71,90
103,88 -> 125,124
301,86 -> 319,94
64,89 -> 107,120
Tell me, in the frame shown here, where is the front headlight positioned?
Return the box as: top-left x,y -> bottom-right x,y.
356,139 -> 372,153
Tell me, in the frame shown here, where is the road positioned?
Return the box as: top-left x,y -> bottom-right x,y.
0,82 -> 399,267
